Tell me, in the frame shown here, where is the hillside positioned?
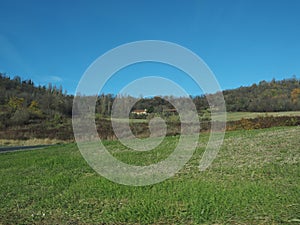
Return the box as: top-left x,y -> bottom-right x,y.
0,73 -> 300,136
0,73 -> 73,129
223,78 -> 300,112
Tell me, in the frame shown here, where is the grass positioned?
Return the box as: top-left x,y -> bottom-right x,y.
0,126 -> 299,224
214,111 -> 300,121
0,138 -> 70,146
109,111 -> 300,123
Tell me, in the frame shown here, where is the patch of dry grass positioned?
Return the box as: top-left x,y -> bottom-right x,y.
0,138 -> 71,146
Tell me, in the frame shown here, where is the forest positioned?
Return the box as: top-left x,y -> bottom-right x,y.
0,72 -> 300,139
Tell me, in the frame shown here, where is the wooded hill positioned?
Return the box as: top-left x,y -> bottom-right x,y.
223,78 -> 300,112
1,73 -> 300,129
0,74 -> 73,129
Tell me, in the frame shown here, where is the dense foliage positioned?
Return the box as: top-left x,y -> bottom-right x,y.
92,77 -> 300,115
91,77 -> 300,117
0,74 -> 73,128
1,73 -> 300,129
224,78 -> 300,112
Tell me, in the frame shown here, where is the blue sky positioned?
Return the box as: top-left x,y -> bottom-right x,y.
0,0 -> 300,95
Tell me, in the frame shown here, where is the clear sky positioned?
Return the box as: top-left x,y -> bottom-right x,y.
0,0 -> 300,95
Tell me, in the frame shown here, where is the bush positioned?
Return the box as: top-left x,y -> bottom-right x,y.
227,116 -> 300,131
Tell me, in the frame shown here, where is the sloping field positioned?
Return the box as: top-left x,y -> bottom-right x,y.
218,111 -> 300,121
0,126 -> 299,224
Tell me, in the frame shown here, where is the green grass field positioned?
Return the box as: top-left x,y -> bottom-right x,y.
111,111 -> 300,123
0,126 -> 299,224
213,111 -> 300,121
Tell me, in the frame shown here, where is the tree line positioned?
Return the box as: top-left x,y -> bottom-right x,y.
223,78 -> 300,112
1,72 -> 300,128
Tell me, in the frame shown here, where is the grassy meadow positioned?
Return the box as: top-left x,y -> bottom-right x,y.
213,111 -> 300,121
0,126 -> 299,224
